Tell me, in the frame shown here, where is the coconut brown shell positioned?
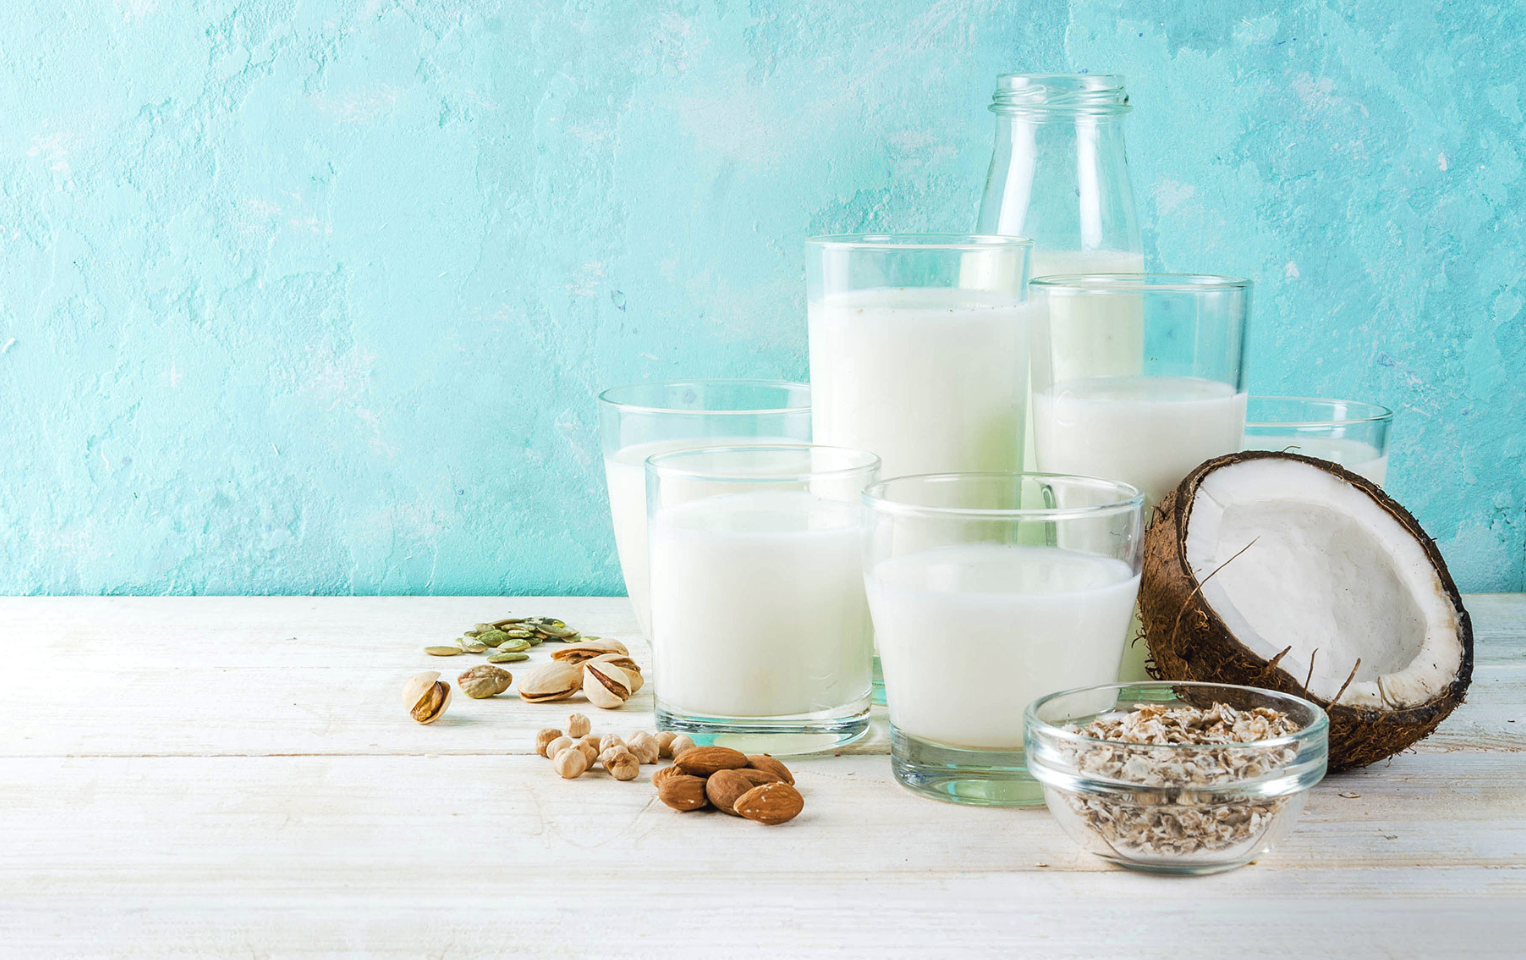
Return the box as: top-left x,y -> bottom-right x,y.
1139,450 -> 1473,772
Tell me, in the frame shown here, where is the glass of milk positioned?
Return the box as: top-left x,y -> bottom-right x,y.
1243,397 -> 1393,485
1029,274 -> 1249,683
598,380 -> 811,638
863,472 -> 1146,806
646,443 -> 880,754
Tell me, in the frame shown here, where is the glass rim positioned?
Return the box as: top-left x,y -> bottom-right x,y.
644,442 -> 880,483
1024,681 -> 1330,752
1030,272 -> 1250,292
861,471 -> 1145,522
805,233 -> 1034,252
596,379 -> 810,417
1246,396 -> 1394,428
990,73 -> 1130,116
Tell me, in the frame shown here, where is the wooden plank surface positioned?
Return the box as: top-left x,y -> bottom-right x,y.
2,595 -> 1524,958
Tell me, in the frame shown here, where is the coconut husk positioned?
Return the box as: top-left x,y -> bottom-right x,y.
1140,449 -> 1473,771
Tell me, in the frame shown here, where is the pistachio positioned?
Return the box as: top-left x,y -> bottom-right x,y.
553,748 -> 589,779
567,713 -> 591,738
402,672 -> 441,709
626,731 -> 660,765
457,664 -> 512,699
487,651 -> 529,664
586,652 -> 644,691
546,736 -> 573,760
655,731 -> 678,757
424,645 -> 463,657
403,672 -> 451,724
551,639 -> 631,664
517,661 -> 583,702
583,663 -> 633,709
535,728 -> 563,757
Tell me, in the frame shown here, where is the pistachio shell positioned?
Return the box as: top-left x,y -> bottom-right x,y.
402,672 -> 441,709
583,662 -> 633,709
517,661 -> 583,702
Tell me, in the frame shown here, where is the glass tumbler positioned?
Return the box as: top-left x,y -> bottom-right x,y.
1243,397 -> 1393,485
598,380 -> 811,638
806,234 -> 1032,480
1029,274 -> 1251,509
646,444 -> 879,755
863,472 -> 1146,806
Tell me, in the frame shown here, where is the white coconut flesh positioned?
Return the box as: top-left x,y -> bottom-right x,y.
1182,458 -> 1464,711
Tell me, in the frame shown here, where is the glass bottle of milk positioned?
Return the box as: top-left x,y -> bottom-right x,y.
978,73 -> 1143,280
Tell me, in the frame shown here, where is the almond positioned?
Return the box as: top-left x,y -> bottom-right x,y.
734,781 -> 803,825
650,765 -> 685,788
705,768 -> 783,815
745,754 -> 794,785
672,745 -> 749,778
657,774 -> 710,812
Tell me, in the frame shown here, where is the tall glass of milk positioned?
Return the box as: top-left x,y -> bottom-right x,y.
647,443 -> 880,754
863,472 -> 1146,806
598,380 -> 811,638
1030,274 -> 1251,682
1243,397 -> 1393,485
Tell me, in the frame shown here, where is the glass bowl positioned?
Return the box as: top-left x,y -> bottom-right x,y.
1024,682 -> 1329,875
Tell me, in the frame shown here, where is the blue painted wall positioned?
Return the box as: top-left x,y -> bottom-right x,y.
0,1 -> 1520,595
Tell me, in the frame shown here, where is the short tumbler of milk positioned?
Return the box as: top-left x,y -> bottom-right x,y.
598,380 -> 811,639
646,443 -> 880,755
863,473 -> 1146,806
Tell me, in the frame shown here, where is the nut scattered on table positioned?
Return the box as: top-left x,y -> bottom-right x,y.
582,662 -> 633,709
625,731 -> 660,764
545,735 -> 573,760
423,645 -> 463,657
668,734 -> 695,759
553,748 -> 589,779
518,661 -> 583,703
535,728 -> 563,757
733,782 -> 804,825
567,713 -> 591,738
653,753 -> 802,825
457,664 -> 513,699
402,672 -> 452,724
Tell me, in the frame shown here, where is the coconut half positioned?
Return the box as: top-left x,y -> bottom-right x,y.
1140,450 -> 1472,771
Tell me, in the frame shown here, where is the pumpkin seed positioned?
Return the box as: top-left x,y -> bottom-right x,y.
424,645 -> 464,656
488,651 -> 530,663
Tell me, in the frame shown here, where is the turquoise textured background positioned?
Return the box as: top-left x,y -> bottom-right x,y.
0,1 -> 1521,595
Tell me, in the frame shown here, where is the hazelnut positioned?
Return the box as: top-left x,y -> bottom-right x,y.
534,728 -> 563,757
552,748 -> 589,779
655,731 -> 678,757
545,736 -> 573,760
572,738 -> 598,765
606,751 -> 640,781
601,735 -> 626,754
668,734 -> 696,759
626,731 -> 660,765
583,735 -> 601,754
567,713 -> 591,738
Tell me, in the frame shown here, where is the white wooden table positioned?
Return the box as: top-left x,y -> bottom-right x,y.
4,596 -> 1523,958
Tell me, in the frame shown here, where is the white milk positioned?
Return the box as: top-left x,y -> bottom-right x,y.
1024,250 -> 1146,471
648,490 -> 872,718
867,544 -> 1139,750
1244,435 -> 1388,485
604,437 -> 797,637
807,287 -> 1027,479
1034,376 -> 1248,506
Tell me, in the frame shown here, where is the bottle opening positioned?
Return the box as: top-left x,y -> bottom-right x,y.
990,73 -> 1130,115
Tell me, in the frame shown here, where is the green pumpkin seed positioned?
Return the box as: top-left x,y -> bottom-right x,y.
475,628 -> 511,648
424,646 -> 464,656
497,637 -> 531,652
460,639 -> 488,653
488,651 -> 529,663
